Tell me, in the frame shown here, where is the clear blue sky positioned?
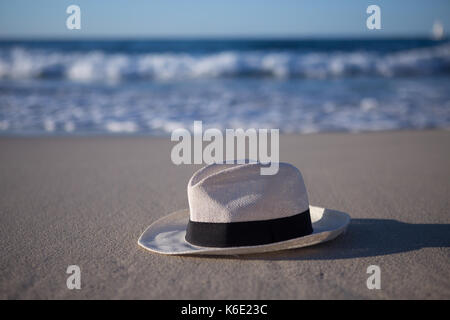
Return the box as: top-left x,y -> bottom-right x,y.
0,0 -> 449,38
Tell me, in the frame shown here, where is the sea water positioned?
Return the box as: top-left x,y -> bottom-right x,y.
0,38 -> 449,135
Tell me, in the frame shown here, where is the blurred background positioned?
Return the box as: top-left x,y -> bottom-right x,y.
0,0 -> 449,135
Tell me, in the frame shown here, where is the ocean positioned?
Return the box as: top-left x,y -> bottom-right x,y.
0,38 -> 449,135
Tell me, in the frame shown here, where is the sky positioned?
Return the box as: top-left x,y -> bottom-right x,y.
0,0 -> 449,39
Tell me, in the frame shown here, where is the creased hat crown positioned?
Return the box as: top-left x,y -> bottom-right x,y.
187,162 -> 309,223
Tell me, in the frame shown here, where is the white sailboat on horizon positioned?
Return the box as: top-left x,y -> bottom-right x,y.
432,20 -> 444,40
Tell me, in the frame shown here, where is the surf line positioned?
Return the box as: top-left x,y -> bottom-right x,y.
170,121 -> 280,175
181,304 -> 215,317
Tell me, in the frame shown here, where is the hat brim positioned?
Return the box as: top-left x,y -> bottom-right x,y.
138,206 -> 350,256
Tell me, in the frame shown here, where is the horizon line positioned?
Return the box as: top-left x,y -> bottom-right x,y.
0,33 -> 442,41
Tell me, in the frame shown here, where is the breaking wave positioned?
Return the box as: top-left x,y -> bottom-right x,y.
0,43 -> 449,81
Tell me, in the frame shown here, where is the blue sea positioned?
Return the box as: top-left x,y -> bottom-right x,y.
0,38 -> 449,135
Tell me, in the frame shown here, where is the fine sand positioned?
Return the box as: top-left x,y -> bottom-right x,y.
0,130 -> 449,299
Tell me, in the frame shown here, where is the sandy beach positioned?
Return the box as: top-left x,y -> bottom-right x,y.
0,130 -> 449,299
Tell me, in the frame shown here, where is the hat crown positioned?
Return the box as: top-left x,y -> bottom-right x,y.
187,162 -> 309,223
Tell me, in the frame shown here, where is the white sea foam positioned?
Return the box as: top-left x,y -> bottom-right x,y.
105,121 -> 138,133
0,43 -> 449,81
1,75 -> 449,135
43,119 -> 55,132
1,43 -> 449,135
0,120 -> 9,131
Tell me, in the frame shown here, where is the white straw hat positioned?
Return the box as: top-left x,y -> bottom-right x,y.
138,162 -> 350,255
